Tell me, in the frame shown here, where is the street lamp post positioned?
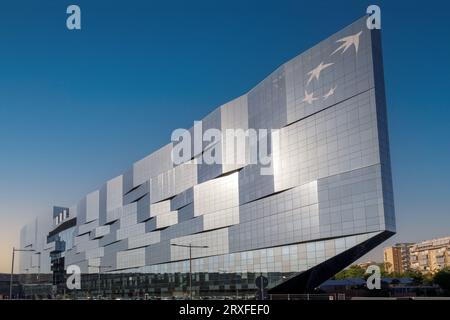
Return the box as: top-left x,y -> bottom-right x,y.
35,252 -> 41,281
171,243 -> 208,300
88,265 -> 112,298
10,247 -> 35,299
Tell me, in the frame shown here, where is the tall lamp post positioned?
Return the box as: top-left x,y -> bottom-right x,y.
171,243 -> 208,300
10,247 -> 35,299
35,252 -> 41,281
88,265 -> 112,298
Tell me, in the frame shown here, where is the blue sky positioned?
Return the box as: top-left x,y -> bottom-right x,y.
0,0 -> 449,271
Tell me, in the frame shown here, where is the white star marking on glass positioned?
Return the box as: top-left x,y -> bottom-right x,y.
323,85 -> 337,100
331,31 -> 362,55
302,90 -> 318,104
306,62 -> 334,85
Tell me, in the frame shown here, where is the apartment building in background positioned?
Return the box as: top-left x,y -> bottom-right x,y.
356,261 -> 379,270
384,243 -> 414,274
409,237 -> 450,273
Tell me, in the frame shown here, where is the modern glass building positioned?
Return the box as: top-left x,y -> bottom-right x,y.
19,16 -> 395,298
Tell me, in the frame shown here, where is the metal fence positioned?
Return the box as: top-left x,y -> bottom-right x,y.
268,293 -> 346,300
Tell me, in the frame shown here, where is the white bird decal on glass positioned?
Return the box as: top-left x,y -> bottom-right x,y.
331,31 -> 362,55
302,90 -> 318,104
323,86 -> 337,99
306,62 -> 334,85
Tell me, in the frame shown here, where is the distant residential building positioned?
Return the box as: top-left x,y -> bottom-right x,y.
410,237 -> 450,273
356,261 -> 379,270
384,243 -> 414,274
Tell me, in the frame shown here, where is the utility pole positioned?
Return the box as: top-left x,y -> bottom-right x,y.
189,245 -> 192,298
36,252 -> 41,281
10,248 -> 14,299
171,243 -> 208,300
10,247 -> 35,299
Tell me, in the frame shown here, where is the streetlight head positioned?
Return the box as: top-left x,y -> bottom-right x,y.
14,248 -> 36,252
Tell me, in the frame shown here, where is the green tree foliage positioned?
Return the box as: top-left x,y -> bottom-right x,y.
403,269 -> 425,285
378,263 -> 390,277
333,265 -> 366,280
433,268 -> 450,292
333,264 -> 448,290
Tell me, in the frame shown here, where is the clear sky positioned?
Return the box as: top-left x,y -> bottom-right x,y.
0,0 -> 449,272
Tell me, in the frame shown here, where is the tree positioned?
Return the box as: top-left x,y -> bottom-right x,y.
333,265 -> 366,280
384,262 -> 392,273
403,269 -> 424,285
378,263 -> 391,277
423,272 -> 434,285
434,268 -> 450,292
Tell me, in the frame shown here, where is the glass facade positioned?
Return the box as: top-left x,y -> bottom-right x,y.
19,16 -> 395,297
